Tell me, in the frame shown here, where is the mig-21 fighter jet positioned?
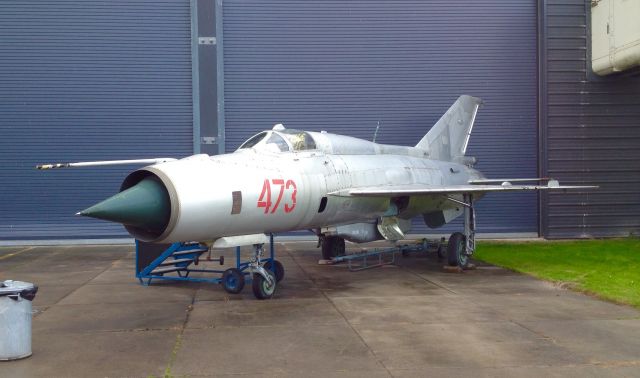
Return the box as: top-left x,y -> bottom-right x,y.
38,95 -> 595,297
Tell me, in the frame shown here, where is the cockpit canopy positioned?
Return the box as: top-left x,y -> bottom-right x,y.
237,128 -> 316,153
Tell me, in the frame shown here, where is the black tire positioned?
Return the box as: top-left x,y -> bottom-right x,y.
221,268 -> 245,294
252,271 -> 276,300
264,260 -> 285,282
436,244 -> 447,260
447,232 -> 469,268
321,236 -> 346,260
321,236 -> 334,259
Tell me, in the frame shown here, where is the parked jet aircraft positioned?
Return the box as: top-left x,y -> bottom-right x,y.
38,95 -> 595,298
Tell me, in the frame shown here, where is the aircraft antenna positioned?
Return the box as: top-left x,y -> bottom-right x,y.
373,120 -> 381,142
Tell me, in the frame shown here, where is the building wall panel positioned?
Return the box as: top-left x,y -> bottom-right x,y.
541,0 -> 640,238
223,0 -> 539,234
0,1 -> 193,240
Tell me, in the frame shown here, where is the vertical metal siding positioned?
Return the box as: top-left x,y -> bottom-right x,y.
223,0 -> 538,233
0,1 -> 193,240
541,0 -> 640,238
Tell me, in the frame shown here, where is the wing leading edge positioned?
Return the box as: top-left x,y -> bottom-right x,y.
330,179 -> 597,197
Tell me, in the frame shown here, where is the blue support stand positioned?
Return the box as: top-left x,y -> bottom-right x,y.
135,234 -> 277,288
331,239 -> 431,271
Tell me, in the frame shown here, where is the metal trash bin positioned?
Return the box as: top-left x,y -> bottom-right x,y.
0,280 -> 38,360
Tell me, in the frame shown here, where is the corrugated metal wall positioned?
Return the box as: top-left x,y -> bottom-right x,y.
223,0 -> 539,234
3,0 -> 633,241
0,1 -> 193,240
540,0 -> 640,238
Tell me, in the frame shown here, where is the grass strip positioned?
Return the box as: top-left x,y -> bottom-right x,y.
475,238 -> 640,308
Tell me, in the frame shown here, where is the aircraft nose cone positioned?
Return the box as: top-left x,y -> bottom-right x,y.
78,177 -> 170,232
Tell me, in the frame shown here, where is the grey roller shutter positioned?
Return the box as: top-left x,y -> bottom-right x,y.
0,1 -> 193,240
223,0 -> 538,234
540,0 -> 640,238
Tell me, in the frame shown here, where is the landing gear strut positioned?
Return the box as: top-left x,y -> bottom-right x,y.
447,193 -> 476,269
249,243 -> 276,299
320,235 -> 346,260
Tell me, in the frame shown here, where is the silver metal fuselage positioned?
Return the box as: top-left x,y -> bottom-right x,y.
135,132 -> 483,243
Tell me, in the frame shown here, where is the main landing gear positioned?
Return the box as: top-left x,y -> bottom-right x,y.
446,193 -> 476,269
320,235 -> 346,260
317,193 -> 476,270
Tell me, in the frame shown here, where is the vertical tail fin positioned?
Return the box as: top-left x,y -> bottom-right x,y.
415,95 -> 482,161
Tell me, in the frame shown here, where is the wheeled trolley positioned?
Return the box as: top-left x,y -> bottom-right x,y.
135,234 -> 283,299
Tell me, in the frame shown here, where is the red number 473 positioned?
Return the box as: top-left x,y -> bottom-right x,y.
257,179 -> 297,214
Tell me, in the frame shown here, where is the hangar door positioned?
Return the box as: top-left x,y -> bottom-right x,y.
223,1 -> 539,234
0,1 -> 193,240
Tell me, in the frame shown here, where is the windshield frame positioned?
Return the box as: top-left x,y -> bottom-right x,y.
238,131 -> 268,150
237,129 -> 318,153
237,131 -> 293,153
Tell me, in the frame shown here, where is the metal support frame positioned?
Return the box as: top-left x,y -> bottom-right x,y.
333,248 -> 398,272
135,234 -> 276,286
191,0 -> 225,155
332,239 -> 438,272
190,0 -> 200,154
537,0 -> 548,237
215,0 -> 225,153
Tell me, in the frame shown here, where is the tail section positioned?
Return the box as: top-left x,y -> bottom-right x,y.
416,95 -> 482,161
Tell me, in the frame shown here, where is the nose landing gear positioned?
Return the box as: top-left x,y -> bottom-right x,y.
252,269 -> 276,299
248,244 -> 277,300
218,235 -> 283,299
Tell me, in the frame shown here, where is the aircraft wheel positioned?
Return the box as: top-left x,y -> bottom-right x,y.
436,244 -> 447,261
264,260 -> 285,282
221,268 -> 245,294
335,237 -> 346,256
447,232 -> 469,269
321,236 -> 346,260
252,271 -> 276,300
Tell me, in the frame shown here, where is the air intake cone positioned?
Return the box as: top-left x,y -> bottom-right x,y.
77,177 -> 170,233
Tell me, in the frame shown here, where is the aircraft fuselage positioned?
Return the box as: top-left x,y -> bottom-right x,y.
123,146 -> 483,244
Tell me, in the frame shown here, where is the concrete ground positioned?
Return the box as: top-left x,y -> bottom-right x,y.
1,242 -> 639,378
